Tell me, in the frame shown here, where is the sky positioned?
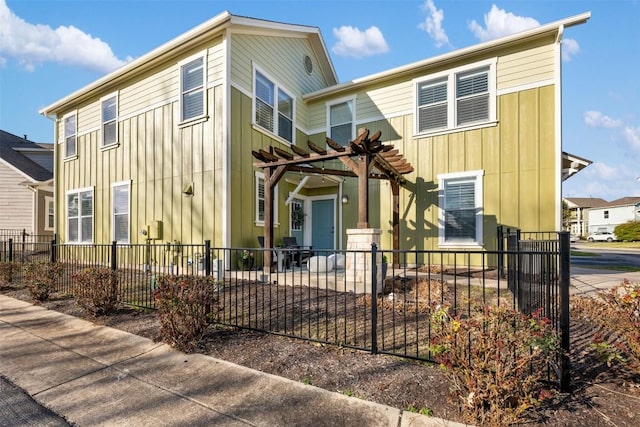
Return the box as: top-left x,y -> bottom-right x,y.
0,0 -> 638,200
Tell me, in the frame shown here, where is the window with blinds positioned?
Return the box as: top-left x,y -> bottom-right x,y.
64,114 -> 76,158
101,95 -> 117,147
112,182 -> 130,243
67,188 -> 93,243
254,69 -> 294,143
329,100 -> 354,145
181,57 -> 204,122
255,172 -> 278,225
438,170 -> 484,246
415,61 -> 494,134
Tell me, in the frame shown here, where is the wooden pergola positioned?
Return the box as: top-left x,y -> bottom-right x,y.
252,128 -> 413,268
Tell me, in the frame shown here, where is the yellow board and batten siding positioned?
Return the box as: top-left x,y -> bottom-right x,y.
55,38 -> 226,246
305,36 -> 559,252
228,33 -> 334,248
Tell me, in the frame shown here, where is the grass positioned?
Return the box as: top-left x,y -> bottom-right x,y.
579,241 -> 640,249
571,251 -> 600,257
576,264 -> 640,272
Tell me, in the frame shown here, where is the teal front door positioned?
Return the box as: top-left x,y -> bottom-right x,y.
311,199 -> 335,250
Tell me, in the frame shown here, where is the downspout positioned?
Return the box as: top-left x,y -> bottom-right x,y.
554,25 -> 565,232
222,29 -> 231,256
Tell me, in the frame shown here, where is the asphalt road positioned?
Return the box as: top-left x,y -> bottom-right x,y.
0,374 -> 71,426
571,243 -> 640,269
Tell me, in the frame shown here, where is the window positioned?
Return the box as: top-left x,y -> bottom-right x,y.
255,171 -> 278,225
101,94 -> 118,147
180,56 -> 205,122
415,60 -> 495,135
45,196 -> 54,231
290,200 -> 303,231
67,188 -> 93,243
254,69 -> 294,143
438,170 -> 484,246
604,210 -> 609,219
63,113 -> 76,158
112,181 -> 130,243
328,99 -> 354,146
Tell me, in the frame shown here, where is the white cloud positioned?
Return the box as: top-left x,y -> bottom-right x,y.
562,38 -> 580,62
331,25 -> 389,58
0,0 -> 130,73
623,126 -> 640,151
418,0 -> 450,48
583,111 -> 622,128
469,4 -> 539,41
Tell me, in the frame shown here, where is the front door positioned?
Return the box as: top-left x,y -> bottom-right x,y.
311,199 -> 335,250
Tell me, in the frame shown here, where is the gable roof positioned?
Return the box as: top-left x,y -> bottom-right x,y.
605,197 -> 640,208
40,11 -> 337,117
563,197 -> 608,208
0,130 -> 53,182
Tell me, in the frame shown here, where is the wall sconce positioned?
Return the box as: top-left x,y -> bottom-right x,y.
342,195 -> 349,204
183,182 -> 194,196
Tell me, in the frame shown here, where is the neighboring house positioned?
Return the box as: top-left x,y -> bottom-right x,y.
563,197 -> 608,237
39,11 -> 590,254
587,197 -> 640,234
0,130 -> 54,236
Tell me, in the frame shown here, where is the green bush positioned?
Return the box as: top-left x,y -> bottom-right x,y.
23,261 -> 64,302
72,267 -> 121,315
0,261 -> 19,284
429,305 -> 560,426
153,275 -> 220,352
613,221 -> 640,241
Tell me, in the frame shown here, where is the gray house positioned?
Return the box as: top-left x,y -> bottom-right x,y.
0,130 -> 54,237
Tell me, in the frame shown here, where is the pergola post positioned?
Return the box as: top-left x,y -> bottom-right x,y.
357,154 -> 370,229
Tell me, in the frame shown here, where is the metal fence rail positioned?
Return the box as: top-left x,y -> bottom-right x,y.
1,233 -> 571,389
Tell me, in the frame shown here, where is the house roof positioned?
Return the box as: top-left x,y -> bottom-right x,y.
303,11 -> 591,101
604,197 -> 640,208
562,152 -> 591,181
0,130 -> 53,182
563,197 -> 608,208
39,11 -> 338,116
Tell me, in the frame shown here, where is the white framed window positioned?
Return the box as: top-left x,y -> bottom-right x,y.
112,181 -> 130,243
438,170 -> 484,246
255,171 -> 278,226
63,112 -> 76,158
290,200 -> 303,232
415,59 -> 496,135
180,54 -> 206,122
101,93 -> 118,147
253,67 -> 295,143
45,196 -> 54,231
66,187 -> 94,243
327,97 -> 355,146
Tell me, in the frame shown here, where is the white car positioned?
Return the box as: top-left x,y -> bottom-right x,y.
587,232 -> 617,242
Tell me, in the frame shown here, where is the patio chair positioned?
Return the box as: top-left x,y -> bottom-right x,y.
257,236 -> 291,270
282,236 -> 314,267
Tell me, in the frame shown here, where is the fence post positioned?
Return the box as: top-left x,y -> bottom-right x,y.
558,231 -> 571,391
204,240 -> 211,276
8,238 -> 13,262
111,241 -> 117,271
371,243 -> 378,355
50,234 -> 57,263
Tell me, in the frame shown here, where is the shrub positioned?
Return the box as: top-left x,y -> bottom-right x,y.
613,221 -> 640,241
429,305 -> 560,426
23,261 -> 64,302
0,261 -> 19,285
153,275 -> 220,352
72,267 -> 121,315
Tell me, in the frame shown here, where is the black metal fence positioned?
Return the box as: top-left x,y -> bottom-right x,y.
2,232 -> 571,389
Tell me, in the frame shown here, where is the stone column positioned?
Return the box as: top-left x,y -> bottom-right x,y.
345,228 -> 383,293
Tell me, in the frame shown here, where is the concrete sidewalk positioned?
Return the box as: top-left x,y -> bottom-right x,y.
570,268 -> 640,297
0,295 -> 467,427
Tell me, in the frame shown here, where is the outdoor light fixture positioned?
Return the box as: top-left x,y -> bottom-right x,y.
342,195 -> 349,204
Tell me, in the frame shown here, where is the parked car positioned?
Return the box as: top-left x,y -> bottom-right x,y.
570,234 -> 580,242
587,232 -> 617,242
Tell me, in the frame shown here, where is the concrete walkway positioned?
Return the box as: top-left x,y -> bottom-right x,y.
0,295 -> 468,427
570,268 -> 640,297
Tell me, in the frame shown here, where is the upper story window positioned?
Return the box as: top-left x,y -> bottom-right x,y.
604,210 -> 609,219
180,55 -> 205,122
101,93 -> 118,147
63,113 -> 76,158
255,171 -> 278,226
438,170 -> 484,247
254,68 -> 295,143
112,181 -> 130,243
415,59 -> 495,135
67,187 -> 93,243
327,98 -> 354,146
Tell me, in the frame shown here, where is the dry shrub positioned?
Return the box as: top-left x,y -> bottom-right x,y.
23,261 -> 64,302
429,304 -> 560,426
72,267 -> 121,316
0,261 -> 19,285
154,275 -> 221,352
363,279 -> 447,313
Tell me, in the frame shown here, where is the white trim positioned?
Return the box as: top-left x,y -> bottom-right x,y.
222,30 -> 230,252
111,180 -> 131,244
230,80 -> 253,99
496,79 -> 555,96
44,196 -> 54,232
179,50 -> 208,124
437,170 -> 484,248
554,26 -> 564,232
118,96 -> 178,122
252,63 -> 296,144
65,186 -> 94,244
326,95 -> 356,145
254,171 -> 279,227
62,111 -> 77,159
